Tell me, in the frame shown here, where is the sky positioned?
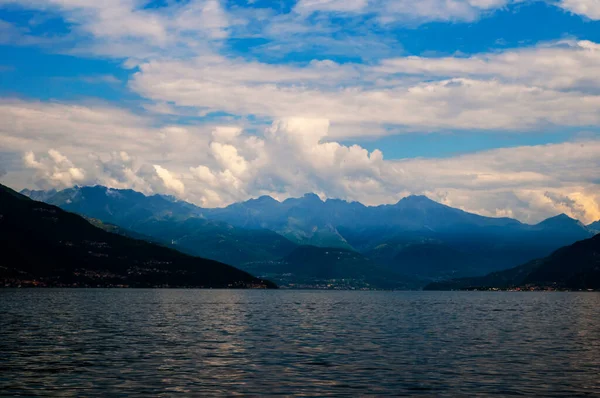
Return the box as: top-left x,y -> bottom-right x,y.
0,0 -> 599,224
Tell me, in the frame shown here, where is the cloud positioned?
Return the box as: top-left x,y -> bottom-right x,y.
130,53 -> 600,134
0,0 -> 231,59
293,0 -> 513,22
375,39 -> 600,92
183,116 -> 600,223
544,191 -> 587,220
123,39 -> 600,136
0,99 -> 214,163
23,149 -> 85,188
2,98 -> 599,223
153,164 -> 185,196
558,0 -> 600,19
294,0 -> 370,15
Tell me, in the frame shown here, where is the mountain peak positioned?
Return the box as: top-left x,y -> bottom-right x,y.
540,213 -> 576,222
396,195 -> 440,207
536,213 -> 586,229
302,193 -> 323,202
251,195 -> 279,204
20,188 -> 57,202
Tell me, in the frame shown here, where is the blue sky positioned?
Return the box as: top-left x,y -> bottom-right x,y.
1,0 -> 599,223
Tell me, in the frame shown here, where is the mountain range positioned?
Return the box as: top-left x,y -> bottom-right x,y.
425,233 -> 600,291
1,184 -> 275,289
21,185 -> 599,289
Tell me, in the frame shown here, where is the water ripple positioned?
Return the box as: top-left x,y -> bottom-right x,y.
1,290 -> 599,396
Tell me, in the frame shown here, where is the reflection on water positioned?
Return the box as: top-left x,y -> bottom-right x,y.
1,290 -> 599,396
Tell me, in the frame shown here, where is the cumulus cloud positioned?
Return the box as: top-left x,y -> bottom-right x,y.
183,117 -> 600,223
23,149 -> 85,188
153,165 -> 185,196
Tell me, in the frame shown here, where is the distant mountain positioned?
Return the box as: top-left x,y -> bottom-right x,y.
241,246 -> 414,289
133,217 -> 297,266
22,185 -> 596,286
204,193 -> 523,248
44,185 -> 202,227
532,214 -> 591,237
365,239 -> 480,280
589,220 -> 600,233
206,193 -> 359,248
20,188 -> 57,202
25,185 -> 297,266
424,234 -> 600,291
212,193 -> 594,282
1,184 -> 274,288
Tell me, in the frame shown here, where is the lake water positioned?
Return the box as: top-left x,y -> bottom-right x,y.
1,289 -> 599,396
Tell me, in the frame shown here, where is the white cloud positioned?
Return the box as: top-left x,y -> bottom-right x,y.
294,0 -> 370,14
210,142 -> 248,177
131,56 -> 600,134
121,39 -> 600,136
0,0 -> 231,59
211,126 -> 243,142
375,40 -> 600,91
153,164 -> 185,196
558,0 -> 600,19
294,0 -> 513,22
3,98 -> 599,223
23,149 -> 85,188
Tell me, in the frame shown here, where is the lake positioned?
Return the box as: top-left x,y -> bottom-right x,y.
1,289 -> 599,396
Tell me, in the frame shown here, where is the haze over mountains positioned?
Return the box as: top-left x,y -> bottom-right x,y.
21,185 -> 598,289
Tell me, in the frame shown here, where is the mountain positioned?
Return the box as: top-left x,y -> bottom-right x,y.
22,185 -> 596,286
44,185 -> 202,227
27,185 -> 298,266
241,246 -> 414,289
0,184 -> 275,288
209,194 -> 593,282
532,213 -> 591,238
365,239 -> 480,280
20,188 -> 57,202
206,193 -> 360,248
133,217 -> 297,266
424,234 -> 600,291
589,220 -> 600,233
204,193 -> 523,247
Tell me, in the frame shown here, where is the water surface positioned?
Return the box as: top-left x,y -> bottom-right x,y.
1,289 -> 599,396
